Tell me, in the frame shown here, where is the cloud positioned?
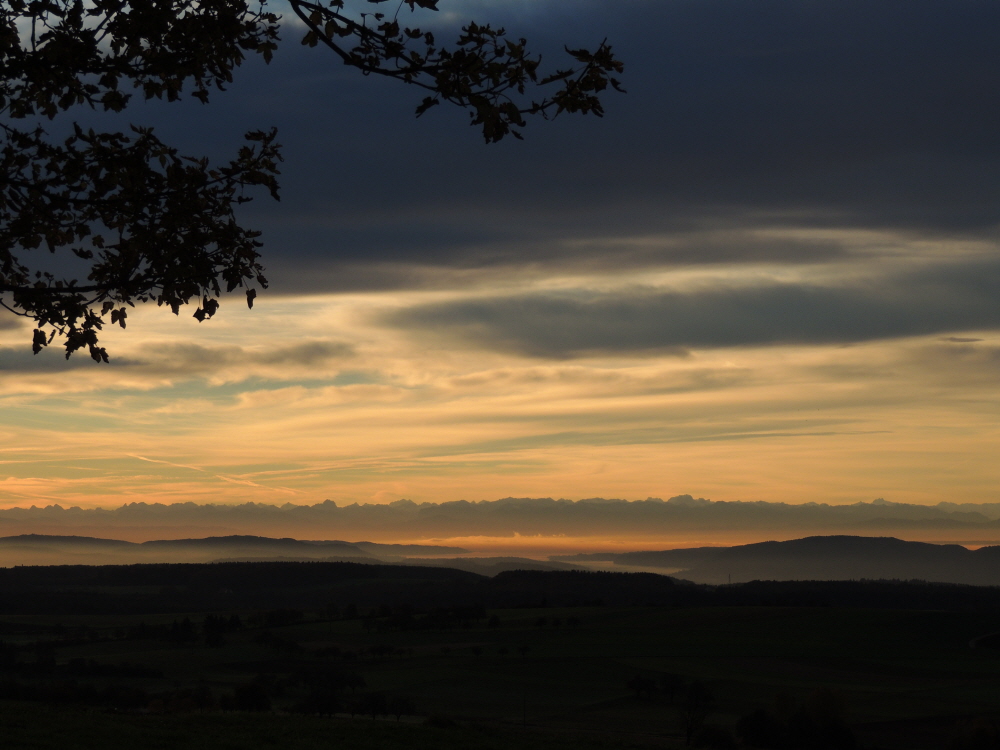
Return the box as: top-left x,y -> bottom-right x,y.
261,220 -> 868,293
117,339 -> 355,374
0,339 -> 353,375
901,340 -> 1000,386
0,347 -> 96,372
11,0 -> 998,305
386,259 -> 1000,357
99,0 -> 999,295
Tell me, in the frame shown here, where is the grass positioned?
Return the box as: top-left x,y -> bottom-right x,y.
0,703 -> 673,750
5,604 -> 1000,748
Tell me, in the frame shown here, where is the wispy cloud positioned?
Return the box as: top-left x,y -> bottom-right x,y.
127,455 -> 208,473
386,258 -> 1000,357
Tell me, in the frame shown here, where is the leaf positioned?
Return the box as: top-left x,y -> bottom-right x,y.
2,0 -> 621,362
415,96 -> 440,117
31,329 -> 46,355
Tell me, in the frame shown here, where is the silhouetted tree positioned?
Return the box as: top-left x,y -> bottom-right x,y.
389,694 -> 416,722
292,686 -> 339,716
681,681 -> 714,746
692,725 -> 737,750
362,691 -> 388,720
1,0 -> 622,359
203,614 -> 232,646
660,673 -> 684,704
789,688 -> 855,750
233,682 -> 270,712
736,689 -> 855,750
343,671 -> 366,694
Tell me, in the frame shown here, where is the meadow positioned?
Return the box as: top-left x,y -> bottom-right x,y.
2,563 -> 1000,749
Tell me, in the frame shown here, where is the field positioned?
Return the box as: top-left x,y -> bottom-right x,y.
2,564 -> 1000,748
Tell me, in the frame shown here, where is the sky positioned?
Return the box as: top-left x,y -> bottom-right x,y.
0,0 -> 998,525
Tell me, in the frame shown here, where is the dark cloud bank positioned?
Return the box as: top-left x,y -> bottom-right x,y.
388,260 -> 1000,356
123,0 -> 1000,289
18,0 -> 999,355
0,339 -> 352,374
246,0 -> 1000,352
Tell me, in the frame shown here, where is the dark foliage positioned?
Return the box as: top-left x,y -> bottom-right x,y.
233,681 -> 271,712
293,666 -> 365,702
693,725 -> 737,749
681,680 -> 714,746
168,617 -> 198,643
952,717 -> 1000,750
292,689 -> 339,716
204,613 -> 243,646
1,0 -> 622,359
1,561 -> 1000,617
736,689 -> 856,750
360,691 -> 387,720
714,578 -> 1000,610
660,673 -> 685,703
388,694 -> 416,721
1,0 -> 281,360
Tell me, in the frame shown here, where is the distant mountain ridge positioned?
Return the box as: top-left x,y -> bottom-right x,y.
6,533 -> 1000,586
2,497 -> 1000,545
0,534 -> 467,567
0,534 -> 588,575
556,535 -> 1000,586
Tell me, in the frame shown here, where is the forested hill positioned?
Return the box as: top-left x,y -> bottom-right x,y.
2,561 -> 1000,616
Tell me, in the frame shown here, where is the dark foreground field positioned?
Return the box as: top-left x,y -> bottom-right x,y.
2,562 -> 1000,749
